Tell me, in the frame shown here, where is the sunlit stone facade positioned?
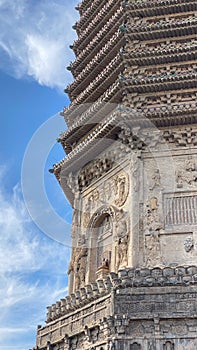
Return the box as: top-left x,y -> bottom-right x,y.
33,0 -> 197,349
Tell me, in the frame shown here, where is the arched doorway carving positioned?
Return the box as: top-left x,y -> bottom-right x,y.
87,205 -> 117,282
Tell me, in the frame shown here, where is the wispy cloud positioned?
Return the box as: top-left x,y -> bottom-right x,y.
0,166 -> 70,349
0,0 -> 78,90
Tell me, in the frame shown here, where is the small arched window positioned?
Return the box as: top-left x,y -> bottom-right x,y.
130,343 -> 141,350
163,341 -> 174,350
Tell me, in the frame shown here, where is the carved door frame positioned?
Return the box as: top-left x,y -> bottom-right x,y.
86,205 -> 117,283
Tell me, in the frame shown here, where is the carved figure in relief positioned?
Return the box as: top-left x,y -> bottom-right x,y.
149,197 -> 158,211
146,196 -> 163,231
116,234 -> 129,270
145,198 -> 163,267
108,341 -> 115,350
186,158 -> 196,172
83,190 -> 100,228
101,258 -> 109,268
176,158 -> 197,187
150,169 -> 161,190
83,198 -> 91,228
184,237 -> 194,252
114,173 -> 129,207
163,341 -> 174,350
148,341 -> 156,350
146,232 -> 162,267
115,210 -> 128,239
68,235 -> 88,291
98,215 -> 112,236
115,210 -> 129,270
102,181 -> 112,202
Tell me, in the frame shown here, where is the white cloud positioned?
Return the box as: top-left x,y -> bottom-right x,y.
0,166 -> 70,349
0,0 -> 79,90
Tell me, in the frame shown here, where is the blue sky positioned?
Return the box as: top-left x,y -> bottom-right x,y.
0,1 -> 78,349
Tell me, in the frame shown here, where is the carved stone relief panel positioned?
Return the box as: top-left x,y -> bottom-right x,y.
172,321 -> 187,336
160,319 -> 189,336
143,146 -> 197,268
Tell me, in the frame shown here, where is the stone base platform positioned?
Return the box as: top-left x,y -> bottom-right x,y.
33,266 -> 197,350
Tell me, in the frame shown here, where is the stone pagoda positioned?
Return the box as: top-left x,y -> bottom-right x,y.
33,0 -> 197,349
